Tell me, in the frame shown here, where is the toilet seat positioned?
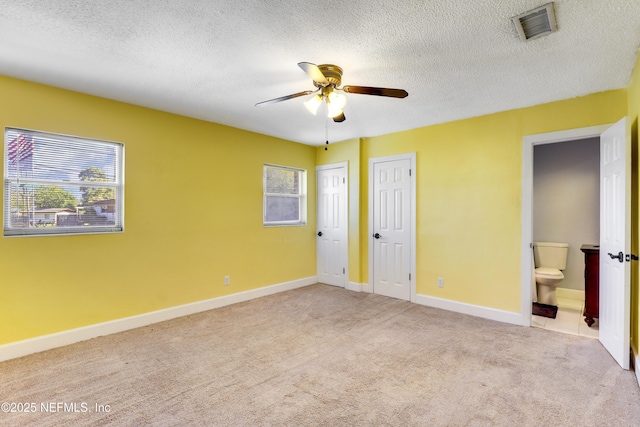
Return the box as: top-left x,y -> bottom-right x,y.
535,267 -> 564,280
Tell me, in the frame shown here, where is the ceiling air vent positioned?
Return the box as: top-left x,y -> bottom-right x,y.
512,2 -> 557,41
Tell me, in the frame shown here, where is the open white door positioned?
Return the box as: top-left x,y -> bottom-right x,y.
599,117 -> 631,370
316,163 -> 348,287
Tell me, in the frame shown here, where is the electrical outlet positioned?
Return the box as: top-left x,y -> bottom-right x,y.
437,277 -> 444,288
224,276 -> 230,286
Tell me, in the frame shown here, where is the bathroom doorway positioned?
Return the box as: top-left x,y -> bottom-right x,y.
521,121 -> 632,370
531,137 -> 600,338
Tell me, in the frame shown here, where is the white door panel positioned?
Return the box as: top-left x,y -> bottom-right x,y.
372,158 -> 412,300
599,117 -> 630,370
317,165 -> 347,287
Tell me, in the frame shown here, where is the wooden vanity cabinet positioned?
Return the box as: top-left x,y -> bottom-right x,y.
580,244 -> 599,327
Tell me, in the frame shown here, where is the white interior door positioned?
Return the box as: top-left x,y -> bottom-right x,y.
316,164 -> 347,287
371,157 -> 412,301
599,117 -> 630,370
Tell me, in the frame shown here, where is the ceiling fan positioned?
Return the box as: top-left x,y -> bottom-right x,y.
255,62 -> 408,123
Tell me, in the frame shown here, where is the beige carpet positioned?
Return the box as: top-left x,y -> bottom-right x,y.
2,284 -> 639,426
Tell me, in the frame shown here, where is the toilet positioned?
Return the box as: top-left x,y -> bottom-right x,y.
533,242 -> 569,306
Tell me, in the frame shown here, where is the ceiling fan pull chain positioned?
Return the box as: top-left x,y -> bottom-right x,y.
325,116 -> 329,150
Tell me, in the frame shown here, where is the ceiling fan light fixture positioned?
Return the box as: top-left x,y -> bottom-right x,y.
328,92 -> 346,109
327,107 -> 344,119
326,92 -> 346,118
256,62 -> 408,125
304,94 -> 322,115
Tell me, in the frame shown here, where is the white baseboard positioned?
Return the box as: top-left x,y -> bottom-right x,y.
415,294 -> 523,326
346,282 -> 364,292
0,276 -> 317,362
556,288 -> 585,301
633,344 -> 640,388
362,283 -> 373,294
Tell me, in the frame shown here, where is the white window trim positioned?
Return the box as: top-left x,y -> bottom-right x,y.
263,163 -> 307,227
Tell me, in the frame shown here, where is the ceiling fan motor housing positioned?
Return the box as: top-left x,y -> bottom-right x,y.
315,64 -> 343,87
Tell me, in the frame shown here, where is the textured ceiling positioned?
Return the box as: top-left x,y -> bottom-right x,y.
0,0 -> 639,146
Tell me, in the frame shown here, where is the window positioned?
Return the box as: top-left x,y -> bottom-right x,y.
263,164 -> 306,226
4,128 -> 124,236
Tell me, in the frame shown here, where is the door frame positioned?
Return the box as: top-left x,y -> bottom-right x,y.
521,124 -> 611,325
316,162 -> 349,287
368,152 -> 417,301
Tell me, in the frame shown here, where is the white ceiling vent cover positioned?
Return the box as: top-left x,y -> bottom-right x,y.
512,2 -> 557,41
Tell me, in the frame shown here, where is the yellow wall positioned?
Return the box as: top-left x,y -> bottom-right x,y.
0,75 -> 317,345
628,53 -> 640,357
316,138 -> 362,284
354,91 -> 626,312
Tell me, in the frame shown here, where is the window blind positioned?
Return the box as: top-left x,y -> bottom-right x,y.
4,128 -> 124,236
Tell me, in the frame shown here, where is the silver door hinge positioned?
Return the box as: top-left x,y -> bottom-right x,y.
343,268 -> 346,274
409,169 -> 412,176
343,178 -> 345,183
409,273 -> 411,281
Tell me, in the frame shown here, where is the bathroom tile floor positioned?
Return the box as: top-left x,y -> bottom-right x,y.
532,296 -> 599,339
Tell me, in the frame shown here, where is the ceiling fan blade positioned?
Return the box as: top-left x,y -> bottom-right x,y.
255,90 -> 314,107
298,62 -> 328,84
333,112 -> 346,123
342,86 -> 408,98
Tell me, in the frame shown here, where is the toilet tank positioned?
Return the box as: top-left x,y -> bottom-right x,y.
533,242 -> 569,269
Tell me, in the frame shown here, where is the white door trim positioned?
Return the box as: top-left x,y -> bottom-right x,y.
368,152 -> 417,302
521,124 -> 611,326
316,162 -> 349,287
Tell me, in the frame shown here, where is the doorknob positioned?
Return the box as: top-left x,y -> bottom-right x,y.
608,251 -> 624,263
373,233 -> 381,239
317,231 -> 323,237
